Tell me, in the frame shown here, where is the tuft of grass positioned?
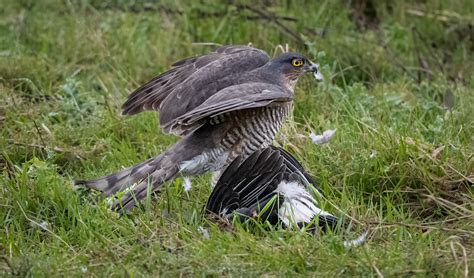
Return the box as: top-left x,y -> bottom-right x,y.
1,0 -> 473,276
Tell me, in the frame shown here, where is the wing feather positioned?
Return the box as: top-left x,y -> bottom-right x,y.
270,146 -> 323,195
205,148 -> 285,218
169,83 -> 292,135
122,45 -> 270,135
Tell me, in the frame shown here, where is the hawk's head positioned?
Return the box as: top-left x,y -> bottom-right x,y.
267,52 -> 322,91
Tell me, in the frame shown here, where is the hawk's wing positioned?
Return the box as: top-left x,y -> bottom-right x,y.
169,82 -> 292,135
122,45 -> 270,134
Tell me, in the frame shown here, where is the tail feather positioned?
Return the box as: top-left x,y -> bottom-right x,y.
74,157 -> 161,196
76,130 -> 214,213
76,156 -> 180,214
112,167 -> 179,213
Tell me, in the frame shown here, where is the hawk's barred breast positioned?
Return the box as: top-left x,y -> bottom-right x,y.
220,104 -> 292,163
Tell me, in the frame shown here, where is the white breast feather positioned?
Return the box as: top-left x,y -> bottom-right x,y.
275,181 -> 331,226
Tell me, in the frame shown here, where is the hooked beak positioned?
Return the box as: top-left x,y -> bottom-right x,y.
305,61 -> 323,81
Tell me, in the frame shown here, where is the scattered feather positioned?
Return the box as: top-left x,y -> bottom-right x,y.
343,230 -> 369,249
197,226 -> 210,239
182,177 -> 192,192
309,129 -> 336,144
369,150 -> 378,158
30,220 -> 49,230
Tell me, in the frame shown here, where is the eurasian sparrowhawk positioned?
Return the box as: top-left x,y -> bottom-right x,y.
75,45 -> 321,213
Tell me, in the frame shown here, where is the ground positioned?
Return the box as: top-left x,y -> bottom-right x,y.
1,0 -> 473,276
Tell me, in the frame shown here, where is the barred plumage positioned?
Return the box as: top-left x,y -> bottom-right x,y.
75,45 -> 321,213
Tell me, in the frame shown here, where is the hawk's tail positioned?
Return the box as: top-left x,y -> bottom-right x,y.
75,129 -> 218,213
75,154 -> 180,213
74,156 -> 162,196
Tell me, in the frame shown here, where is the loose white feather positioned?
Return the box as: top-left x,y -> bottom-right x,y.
309,129 -> 336,144
182,177 -> 192,192
343,230 -> 369,249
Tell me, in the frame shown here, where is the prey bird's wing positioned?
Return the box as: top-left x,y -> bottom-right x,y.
122,45 -> 270,135
206,147 -> 338,229
205,148 -> 286,222
270,146 -> 323,195
170,82 -> 292,135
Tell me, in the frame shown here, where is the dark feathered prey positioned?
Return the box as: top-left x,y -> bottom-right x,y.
205,146 -> 337,231
75,45 -> 321,213
205,147 -> 369,247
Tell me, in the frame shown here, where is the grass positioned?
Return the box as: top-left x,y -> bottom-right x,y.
1,0 -> 473,276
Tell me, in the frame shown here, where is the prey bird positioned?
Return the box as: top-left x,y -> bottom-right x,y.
205,146 -> 368,247
75,45 -> 321,213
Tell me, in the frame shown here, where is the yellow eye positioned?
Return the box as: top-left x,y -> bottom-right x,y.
291,59 -> 303,67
